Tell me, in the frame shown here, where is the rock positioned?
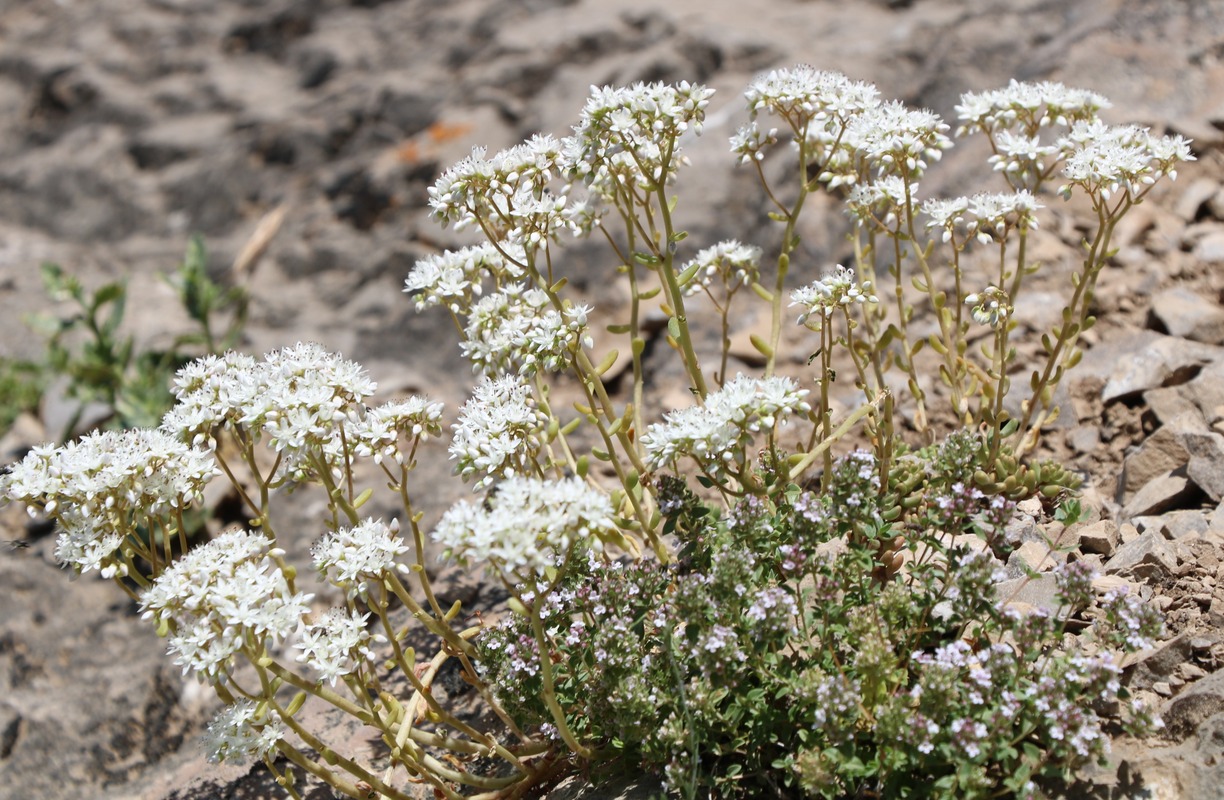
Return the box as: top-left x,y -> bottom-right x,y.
1065,423 -> 1101,454
1006,540 -> 1062,575
1078,519 -> 1121,556
1159,509 -> 1212,540
1096,333 -> 1223,404
1143,386 -> 1205,428
1174,177 -> 1222,222
1121,471 -> 1198,520
1103,530 -> 1180,580
1193,228 -> 1224,263
1150,286 -> 1224,345
1123,633 -> 1195,692
995,573 -> 1062,615
1185,360 -> 1224,427
1162,668 -> 1224,743
1184,431 -> 1224,502
1120,426 -> 1191,500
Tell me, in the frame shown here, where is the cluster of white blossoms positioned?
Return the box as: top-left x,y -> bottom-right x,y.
449,376 -> 548,490
921,190 -> 1042,244
1,428 -> 218,577
843,100 -> 952,180
845,175 -> 918,229
1057,120 -> 1194,202
141,529 -> 313,682
403,242 -> 526,314
679,240 -> 762,296
294,608 -> 376,686
737,65 -> 878,149
431,475 -> 615,577
955,79 -> 1111,138
566,80 -> 715,196
641,375 -> 812,475
163,344 -> 444,480
202,699 -> 284,764
461,285 -> 593,376
790,265 -> 879,326
964,286 -> 1012,329
312,517 -> 409,600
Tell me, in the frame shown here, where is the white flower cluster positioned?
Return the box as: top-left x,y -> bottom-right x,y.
141,529 -> 313,682
679,239 -> 762,296
922,191 -> 1042,244
964,285 -> 1012,328
742,64 -> 879,132
295,608 -> 376,686
955,79 -> 1111,137
163,343 -> 443,480
845,175 -> 918,228
790,265 -> 878,325
312,517 -> 409,600
1057,120 -> 1194,201
460,284 -> 593,376
202,699 -> 284,764
844,100 -> 952,180
1,428 -> 218,577
641,375 -> 812,475
403,242 -> 526,314
566,80 -> 715,196
431,475 -> 615,577
449,376 -> 548,489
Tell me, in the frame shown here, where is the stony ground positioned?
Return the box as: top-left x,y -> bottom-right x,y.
3,0 -> 1224,798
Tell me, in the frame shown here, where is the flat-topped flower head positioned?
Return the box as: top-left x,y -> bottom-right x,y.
845,176 -> 917,229
347,396 -> 446,466
203,700 -> 284,764
295,608 -> 376,686
791,265 -> 878,325
449,375 -> 548,489
956,80 -> 1111,137
1,428 -> 219,577
642,374 -> 812,476
460,285 -> 592,377
404,243 -> 527,314
141,529 -> 313,683
845,101 -> 952,179
429,135 -> 565,234
313,518 -> 410,600
744,65 -> 879,129
1057,121 -> 1194,201
564,81 -> 714,195
431,475 -> 615,578
679,240 -> 762,296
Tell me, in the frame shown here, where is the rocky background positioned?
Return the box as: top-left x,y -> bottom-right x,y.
3,0 -> 1224,798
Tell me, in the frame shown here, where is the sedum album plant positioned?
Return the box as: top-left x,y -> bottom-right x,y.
1,67 -> 1190,799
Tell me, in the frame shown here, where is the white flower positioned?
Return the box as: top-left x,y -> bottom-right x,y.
431,475 -> 616,577
295,608 -> 375,686
956,80 -> 1111,137
448,376 -> 547,489
965,285 -> 1011,328
141,529 -> 313,682
1,428 -> 219,576
641,374 -> 812,475
460,285 -> 591,376
403,242 -> 526,313
429,135 -> 565,234
729,121 -> 779,164
203,700 -> 284,764
845,176 -> 917,228
791,265 -> 878,325
679,240 -> 762,295
313,518 -> 409,600
564,81 -> 714,196
921,196 -> 971,241
744,65 -> 879,128
845,100 -> 952,179
1057,120 -> 1194,201
346,396 -> 446,466
966,191 -> 1042,243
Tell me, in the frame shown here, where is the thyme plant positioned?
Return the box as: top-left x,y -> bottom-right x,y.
0,67 -> 1191,799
